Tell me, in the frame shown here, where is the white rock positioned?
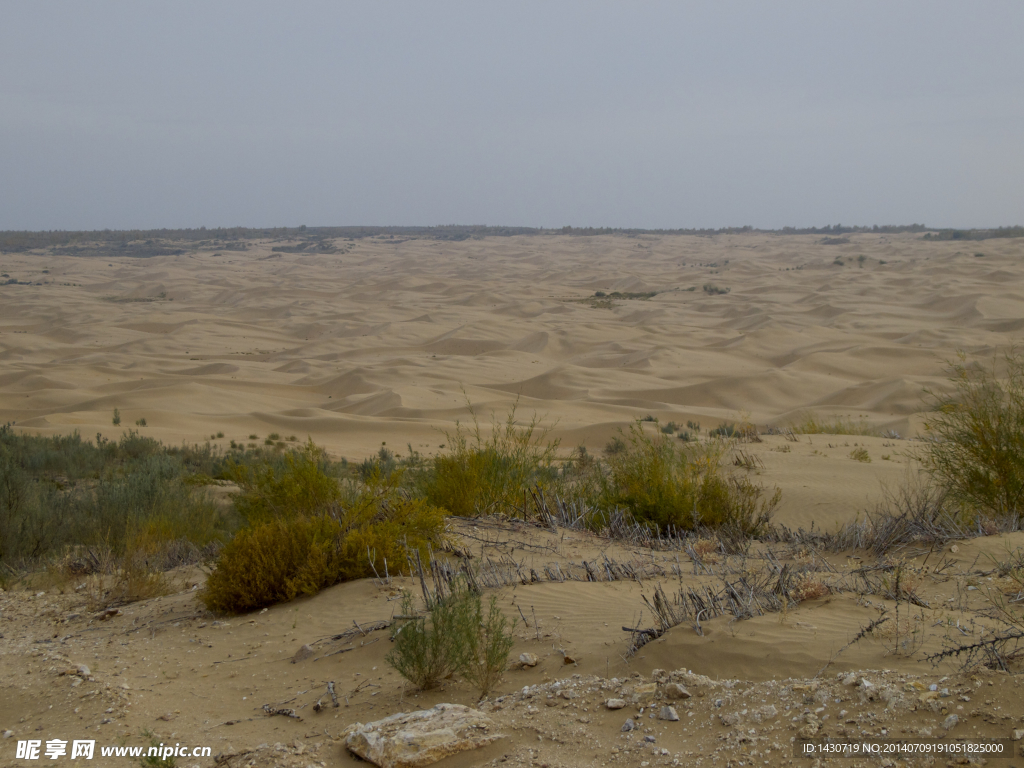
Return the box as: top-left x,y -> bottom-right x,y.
942,714 -> 959,731
659,706 -> 679,722
2,730 -> 13,739
519,653 -> 538,667
344,704 -> 502,768
605,699 -> 626,710
1012,729 -> 1024,741
76,664 -> 91,677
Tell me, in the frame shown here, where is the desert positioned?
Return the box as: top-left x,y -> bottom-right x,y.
2,229 -> 1023,768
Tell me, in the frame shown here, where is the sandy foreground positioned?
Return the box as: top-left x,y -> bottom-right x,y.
1,232 -> 1024,766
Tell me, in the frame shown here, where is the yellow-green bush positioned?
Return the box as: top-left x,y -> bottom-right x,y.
923,350 -> 1024,519
420,406 -> 558,517
202,454 -> 448,613
601,423 -> 779,535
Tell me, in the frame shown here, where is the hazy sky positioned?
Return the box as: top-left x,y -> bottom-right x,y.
2,2 -> 1022,231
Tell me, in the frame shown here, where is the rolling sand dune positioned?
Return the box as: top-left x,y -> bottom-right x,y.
3,232 -> 1024,531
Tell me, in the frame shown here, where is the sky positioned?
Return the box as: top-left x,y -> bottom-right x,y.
2,1 -> 1022,231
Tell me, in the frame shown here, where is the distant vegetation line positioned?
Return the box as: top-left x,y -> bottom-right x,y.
2,223 -> 1022,253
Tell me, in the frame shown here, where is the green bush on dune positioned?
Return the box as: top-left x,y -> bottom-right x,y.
419,405 -> 559,517
922,350 -> 1024,520
201,443 -> 447,613
599,422 -> 779,536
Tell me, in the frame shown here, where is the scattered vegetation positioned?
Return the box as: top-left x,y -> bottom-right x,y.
849,447 -> 871,463
702,283 -> 730,295
791,413 -> 879,436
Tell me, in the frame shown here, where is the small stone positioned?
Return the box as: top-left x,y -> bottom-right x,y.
928,684 -> 938,691
76,664 -> 91,677
942,714 -> 959,731
621,718 -> 635,732
651,669 -> 665,680
157,713 -> 175,722
292,644 -> 315,663
842,674 -> 857,686
918,691 -> 940,703
519,653 -> 538,667
605,699 -> 626,710
1012,729 -> 1024,741
663,683 -> 691,700
659,706 -> 679,722
2,730 -> 13,739
643,735 -> 656,743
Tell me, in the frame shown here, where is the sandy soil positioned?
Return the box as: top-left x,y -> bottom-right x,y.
2,232 -> 1024,766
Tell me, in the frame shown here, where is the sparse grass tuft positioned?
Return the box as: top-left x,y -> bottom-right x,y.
791,413 -> 879,436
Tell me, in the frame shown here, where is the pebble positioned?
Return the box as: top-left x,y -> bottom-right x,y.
659,706 -> 679,722
943,714 -> 959,730
1012,729 -> 1024,741
621,719 -> 635,732
292,645 -> 315,663
644,735 -> 656,743
76,664 -> 91,677
519,653 -> 538,667
2,730 -> 13,739
605,699 -> 626,710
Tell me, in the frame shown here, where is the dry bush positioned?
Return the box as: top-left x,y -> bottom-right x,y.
791,413 -> 879,436
791,577 -> 830,602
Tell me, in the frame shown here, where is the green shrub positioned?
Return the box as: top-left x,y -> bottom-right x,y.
386,584 -> 514,695
703,284 -> 730,295
922,350 -> 1024,519
386,589 -> 475,690
112,409 -> 121,426
419,405 -> 558,517
202,451 -> 447,613
462,593 -> 515,696
600,423 -> 778,535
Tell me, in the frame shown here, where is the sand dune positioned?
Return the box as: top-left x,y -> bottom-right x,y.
3,232 -> 1023,528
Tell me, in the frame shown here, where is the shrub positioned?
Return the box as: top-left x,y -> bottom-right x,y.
419,405 -> 558,517
462,593 -> 516,696
703,284 -> 730,295
112,408 -> 121,426
922,350 -> 1024,519
850,447 -> 871,463
600,423 -> 779,535
386,584 -> 514,695
135,417 -> 147,427
385,589 -> 475,690
202,451 -> 447,613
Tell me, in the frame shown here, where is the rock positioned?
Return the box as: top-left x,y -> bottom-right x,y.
157,713 -> 175,722
643,735 -> 656,743
797,723 -> 819,739
651,669 -> 665,680
605,699 -> 626,710
633,683 -> 658,696
943,714 -> 959,731
659,706 -> 679,722
343,703 -> 501,768
663,683 -> 691,700
292,645 -> 315,663
76,664 -> 91,677
842,674 -> 858,686
918,691 -> 940,703
2,730 -> 13,739
519,653 -> 538,667
621,719 -> 635,732
1012,729 -> 1024,741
